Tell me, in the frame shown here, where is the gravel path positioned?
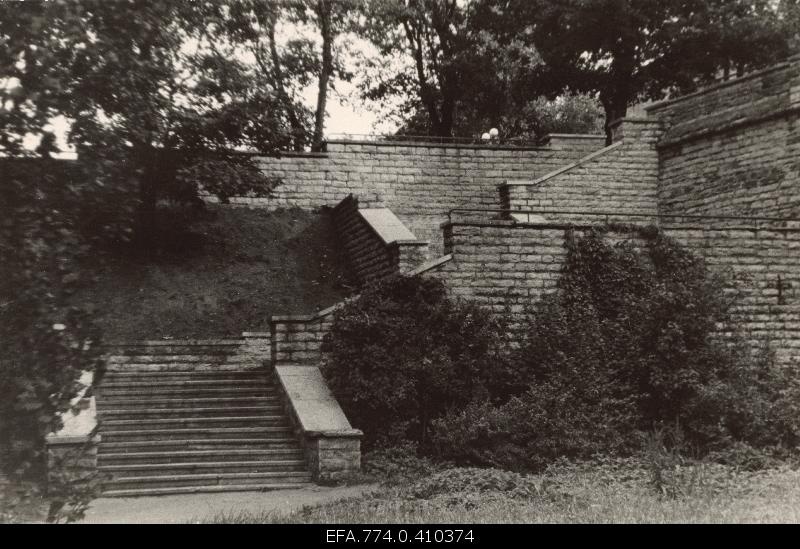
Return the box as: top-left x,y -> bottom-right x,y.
79,484 -> 377,524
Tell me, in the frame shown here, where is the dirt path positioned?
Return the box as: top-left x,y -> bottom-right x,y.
79,484 -> 377,524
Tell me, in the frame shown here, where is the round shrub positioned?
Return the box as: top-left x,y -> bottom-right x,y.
320,275 -> 516,449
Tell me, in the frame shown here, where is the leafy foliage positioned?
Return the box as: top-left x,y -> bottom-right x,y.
431,229 -> 798,471
355,0 -> 603,139
477,0 -> 797,139
321,275 -> 516,449
0,161 -> 104,481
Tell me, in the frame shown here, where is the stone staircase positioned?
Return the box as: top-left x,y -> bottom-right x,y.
95,340 -> 312,497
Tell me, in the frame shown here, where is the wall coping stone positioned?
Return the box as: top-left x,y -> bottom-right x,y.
46,371 -> 98,446
359,208 -> 418,244
274,366 -> 361,436
542,133 -> 606,140
405,254 -> 454,276
325,138 -> 549,152
270,298 -> 353,324
656,104 -> 800,149
499,141 -> 624,188
646,57 -> 798,113
444,218 -> 800,233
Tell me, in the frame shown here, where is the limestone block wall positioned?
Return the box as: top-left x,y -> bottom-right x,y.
271,306 -> 339,368
428,219 -> 800,368
235,137 -> 604,254
648,54 -> 800,219
331,194 -> 429,285
499,118 -> 662,224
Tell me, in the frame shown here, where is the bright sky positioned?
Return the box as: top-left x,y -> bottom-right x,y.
16,24 -> 396,157
26,87 -> 385,158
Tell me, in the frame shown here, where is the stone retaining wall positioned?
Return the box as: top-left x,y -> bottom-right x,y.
428,219 -> 800,368
647,54 -> 800,219
238,137 -> 604,254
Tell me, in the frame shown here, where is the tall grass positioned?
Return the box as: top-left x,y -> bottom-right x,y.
199,462 -> 800,524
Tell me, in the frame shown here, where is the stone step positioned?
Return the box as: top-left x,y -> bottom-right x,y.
103,471 -> 311,495
98,449 -> 305,465
104,339 -> 245,347
100,460 -> 308,478
105,363 -> 265,373
95,396 -> 280,410
102,482 -> 311,498
106,355 -> 255,364
100,426 -> 295,443
99,439 -> 301,453
98,405 -> 284,419
99,379 -> 272,390
101,416 -> 289,431
97,386 -> 275,399
102,370 -> 270,383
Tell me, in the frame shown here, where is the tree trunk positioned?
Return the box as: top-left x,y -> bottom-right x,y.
312,0 -> 333,152
267,14 -> 305,151
134,145 -> 159,252
601,98 -> 628,145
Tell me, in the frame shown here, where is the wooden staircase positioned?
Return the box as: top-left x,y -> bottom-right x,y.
95,340 -> 311,497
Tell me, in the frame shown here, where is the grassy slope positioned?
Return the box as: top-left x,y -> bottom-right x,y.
201,462 -> 800,524
73,206 -> 354,341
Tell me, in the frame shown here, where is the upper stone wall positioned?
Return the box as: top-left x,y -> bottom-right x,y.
647,54 -> 800,219
500,118 -> 662,224
244,136 -> 604,255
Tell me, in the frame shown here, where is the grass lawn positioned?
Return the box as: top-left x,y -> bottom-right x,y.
201,460 -> 800,524
72,205 -> 354,341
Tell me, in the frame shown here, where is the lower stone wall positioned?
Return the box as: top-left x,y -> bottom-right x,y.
271,308 -> 337,368
430,219 -> 800,368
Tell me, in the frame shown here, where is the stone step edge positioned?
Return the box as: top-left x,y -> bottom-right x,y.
102,416 -> 286,425
99,449 -> 303,459
99,438 -> 300,449
97,396 -> 279,405
99,380 -> 273,388
103,368 -> 269,375
97,388 -> 276,397
100,426 -> 294,437
102,482 -> 312,498
102,462 -> 311,476
101,339 -> 247,347
99,406 -> 283,416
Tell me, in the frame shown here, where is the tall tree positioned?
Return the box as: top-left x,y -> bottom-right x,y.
359,0 -> 474,138
1,3 -> 103,503
480,0 -> 796,142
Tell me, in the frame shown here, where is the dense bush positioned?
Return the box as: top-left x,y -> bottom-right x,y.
432,228 -> 799,470
321,276 -> 516,449
1,163 -> 104,482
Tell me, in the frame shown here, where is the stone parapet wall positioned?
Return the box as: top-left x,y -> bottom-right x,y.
499,118 -> 662,224
240,138 -> 603,255
271,307 -> 338,368
647,54 -> 800,219
273,366 -> 361,481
